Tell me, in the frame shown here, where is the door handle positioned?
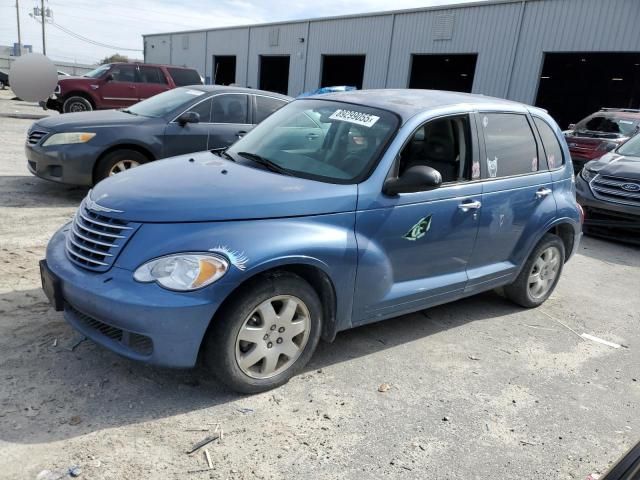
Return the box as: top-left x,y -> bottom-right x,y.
458,200 -> 482,212
236,130 -> 247,138
536,187 -> 552,199
306,133 -> 319,140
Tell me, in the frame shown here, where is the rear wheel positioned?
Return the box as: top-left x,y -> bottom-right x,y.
94,149 -> 148,184
504,233 -> 565,308
204,273 -> 322,393
62,95 -> 93,113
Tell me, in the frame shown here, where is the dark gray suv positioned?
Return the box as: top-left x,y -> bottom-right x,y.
26,86 -> 291,185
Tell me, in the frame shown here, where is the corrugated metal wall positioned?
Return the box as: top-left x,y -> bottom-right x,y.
143,0 -> 640,100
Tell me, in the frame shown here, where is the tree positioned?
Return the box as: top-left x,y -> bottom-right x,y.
99,54 -> 129,64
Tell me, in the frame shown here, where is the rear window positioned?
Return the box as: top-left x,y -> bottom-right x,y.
482,113 -> 539,178
167,68 -> 202,86
533,117 -> 564,169
576,115 -> 638,136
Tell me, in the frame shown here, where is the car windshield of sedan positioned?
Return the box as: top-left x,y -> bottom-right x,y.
617,133 -> 640,158
82,64 -> 111,78
126,87 -> 206,117
226,99 -> 399,183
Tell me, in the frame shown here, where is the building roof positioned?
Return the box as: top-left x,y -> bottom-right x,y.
304,88 -> 526,121
143,0 -> 543,37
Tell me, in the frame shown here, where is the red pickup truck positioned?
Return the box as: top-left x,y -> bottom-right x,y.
43,62 -> 202,113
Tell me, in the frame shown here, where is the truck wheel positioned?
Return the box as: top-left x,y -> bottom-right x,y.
504,233 -> 565,308
63,95 -> 93,113
94,149 -> 148,184
204,272 -> 323,394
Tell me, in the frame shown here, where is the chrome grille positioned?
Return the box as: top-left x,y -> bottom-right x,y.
65,201 -> 139,272
591,175 -> 640,207
27,130 -> 49,145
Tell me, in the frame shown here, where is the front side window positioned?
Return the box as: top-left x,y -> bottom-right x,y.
396,115 -> 474,184
533,117 -> 564,169
255,96 -> 287,123
83,64 -> 111,78
187,98 -> 212,123
212,95 -> 249,124
481,113 -> 539,178
110,65 -> 136,82
226,99 -> 399,183
139,66 -> 167,84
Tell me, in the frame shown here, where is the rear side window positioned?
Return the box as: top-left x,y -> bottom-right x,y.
167,68 -> 202,87
533,117 -> 564,169
139,66 -> 167,84
255,96 -> 287,123
481,113 -> 539,178
212,94 -> 248,124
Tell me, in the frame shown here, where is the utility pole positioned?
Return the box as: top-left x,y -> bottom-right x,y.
40,0 -> 46,55
15,0 -> 22,55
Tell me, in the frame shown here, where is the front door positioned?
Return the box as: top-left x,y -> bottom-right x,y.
163,97 -> 212,157
208,94 -> 253,148
99,64 -> 138,109
353,114 -> 482,324
466,112 -> 556,292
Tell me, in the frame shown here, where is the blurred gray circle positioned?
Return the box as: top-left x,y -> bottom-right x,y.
9,53 -> 58,102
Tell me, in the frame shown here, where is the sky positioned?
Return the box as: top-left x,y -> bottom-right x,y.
0,0 -> 486,65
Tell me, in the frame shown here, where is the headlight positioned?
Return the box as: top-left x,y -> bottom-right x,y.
42,132 -> 96,146
133,253 -> 229,291
596,141 -> 618,152
581,167 -> 598,182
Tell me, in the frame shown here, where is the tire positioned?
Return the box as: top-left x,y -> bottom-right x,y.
204,272 -> 323,394
94,149 -> 148,184
62,95 -> 93,113
504,233 -> 565,308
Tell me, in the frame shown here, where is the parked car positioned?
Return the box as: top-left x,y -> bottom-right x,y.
0,69 -> 9,89
576,131 -> 640,244
42,62 -> 203,113
40,90 -> 582,393
564,108 -> 640,172
26,85 -> 291,185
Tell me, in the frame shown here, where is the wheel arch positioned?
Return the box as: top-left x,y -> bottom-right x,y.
93,144 -> 156,183
198,260 -> 339,363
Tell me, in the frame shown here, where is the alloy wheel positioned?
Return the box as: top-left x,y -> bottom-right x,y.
235,295 -> 311,379
528,246 -> 561,299
109,159 -> 141,176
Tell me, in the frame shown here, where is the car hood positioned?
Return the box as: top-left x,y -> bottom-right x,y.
36,109 -> 150,131
585,152 -> 640,180
89,152 -> 358,222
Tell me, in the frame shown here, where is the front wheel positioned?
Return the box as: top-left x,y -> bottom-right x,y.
504,233 -> 565,308
204,273 -> 323,394
94,149 -> 148,184
62,95 -> 93,113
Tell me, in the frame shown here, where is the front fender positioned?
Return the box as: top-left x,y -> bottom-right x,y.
115,212 -> 358,333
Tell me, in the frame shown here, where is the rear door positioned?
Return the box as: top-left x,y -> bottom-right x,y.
162,97 -> 212,157
99,64 -> 138,108
465,112 -> 556,293
137,65 -> 170,101
208,93 -> 252,148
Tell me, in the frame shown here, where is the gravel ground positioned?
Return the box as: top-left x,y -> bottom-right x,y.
0,90 -> 639,479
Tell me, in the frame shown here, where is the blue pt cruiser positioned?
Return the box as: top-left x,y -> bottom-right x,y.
42,90 -> 582,393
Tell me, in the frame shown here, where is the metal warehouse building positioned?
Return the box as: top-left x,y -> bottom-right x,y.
143,0 -> 640,128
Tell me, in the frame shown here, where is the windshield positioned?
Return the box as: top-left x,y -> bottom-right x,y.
226,99 -> 399,183
126,87 -> 206,118
617,134 -> 640,158
83,64 -> 111,78
575,115 -> 639,137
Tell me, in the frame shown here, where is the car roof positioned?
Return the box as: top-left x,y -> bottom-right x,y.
184,85 -> 292,100
590,109 -> 640,119
307,88 -> 528,122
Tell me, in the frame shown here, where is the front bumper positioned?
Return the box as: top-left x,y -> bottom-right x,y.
575,174 -> 640,244
45,225 -> 224,367
40,96 -> 63,112
25,140 -> 96,186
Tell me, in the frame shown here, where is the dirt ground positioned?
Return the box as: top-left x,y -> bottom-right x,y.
1,89 -> 639,480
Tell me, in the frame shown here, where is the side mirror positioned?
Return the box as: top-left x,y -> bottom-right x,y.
177,111 -> 200,126
105,73 -> 114,82
568,123 -> 576,130
383,165 -> 442,195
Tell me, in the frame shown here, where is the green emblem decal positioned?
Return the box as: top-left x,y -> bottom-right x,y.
403,215 -> 432,241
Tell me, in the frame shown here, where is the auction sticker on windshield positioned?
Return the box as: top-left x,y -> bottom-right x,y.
329,109 -> 380,128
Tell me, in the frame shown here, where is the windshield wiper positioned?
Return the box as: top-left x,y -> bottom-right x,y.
237,151 -> 292,176
211,148 -> 236,162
